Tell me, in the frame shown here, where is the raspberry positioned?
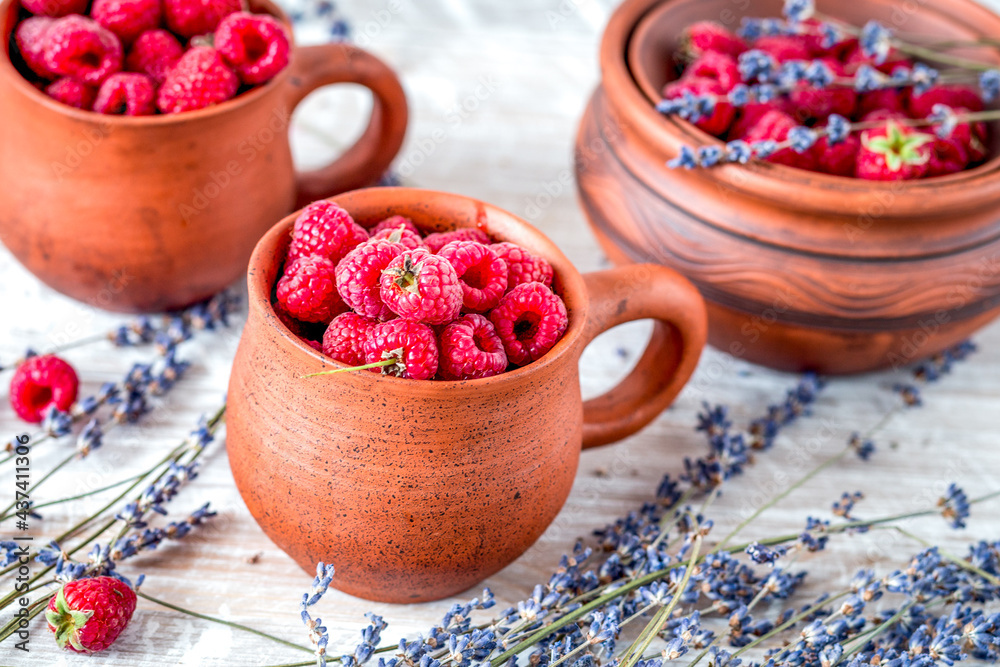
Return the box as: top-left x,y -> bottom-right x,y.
728,102 -> 779,142
43,16 -> 123,86
685,52 -> 741,92
682,21 -> 746,59
857,88 -> 906,118
926,135 -> 969,178
489,282 -> 568,367
125,30 -> 184,85
93,72 -> 155,115
379,250 -> 463,325
843,45 -> 912,75
742,109 -> 817,170
810,133 -> 860,177
437,241 -> 508,312
799,19 -> 855,58
46,78 -> 97,109
438,314 -> 508,381
752,35 -> 811,63
336,238 -> 406,320
91,0 -> 162,45
20,0 -> 87,18
10,355 -> 79,424
156,46 -> 239,114
947,110 -> 989,163
276,255 -> 346,324
322,312 -> 378,366
907,85 -> 985,119
662,77 -> 734,136
287,201 -> 369,265
369,226 -> 425,250
856,120 -> 933,181
301,337 -> 322,352
15,17 -> 56,79
786,58 -> 856,122
490,242 -> 554,290
215,11 -> 290,85
363,320 -> 439,380
424,228 -> 491,253
273,301 -> 304,336
163,0 -> 242,38
46,576 -> 136,653
370,215 -> 421,237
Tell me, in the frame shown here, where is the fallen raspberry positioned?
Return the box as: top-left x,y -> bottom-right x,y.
20,0 -> 87,18
163,0 -> 242,38
336,238 -> 406,320
685,51 -> 741,92
662,77 -> 735,136
125,29 -> 184,85
363,319 -> 439,380
489,282 -> 568,367
379,250 -> 463,325
437,241 -> 508,312
742,109 -> 817,170
369,226 -> 425,250
10,355 -> 79,424
46,576 -> 136,653
15,17 -> 56,79
322,312 -> 378,366
93,72 -> 155,115
682,21 -> 746,59
424,228 -> 491,254
277,255 -> 346,324
490,242 -> 553,290
45,78 -> 97,109
287,201 -> 369,266
215,11 -> 290,85
370,215 -> 421,237
91,0 -> 162,45
438,314 -> 508,381
156,46 -> 239,114
43,16 -> 123,86
856,120 -> 933,181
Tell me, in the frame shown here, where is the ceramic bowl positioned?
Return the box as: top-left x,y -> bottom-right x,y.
226,187 -> 708,602
575,0 -> 1000,374
0,0 -> 407,312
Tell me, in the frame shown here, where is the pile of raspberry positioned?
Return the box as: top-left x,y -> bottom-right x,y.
275,201 -> 570,381
668,21 -> 990,179
12,0 -> 290,115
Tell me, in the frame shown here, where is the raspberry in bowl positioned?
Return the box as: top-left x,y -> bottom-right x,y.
575,0 -> 1000,374
0,0 -> 407,312
226,187 -> 708,603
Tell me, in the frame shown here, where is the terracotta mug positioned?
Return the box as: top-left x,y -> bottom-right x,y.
0,0 -> 407,313
226,187 -> 708,603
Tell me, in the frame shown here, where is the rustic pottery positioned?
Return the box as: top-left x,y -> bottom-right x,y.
575,0 -> 1000,374
226,187 -> 708,603
0,0 -> 407,313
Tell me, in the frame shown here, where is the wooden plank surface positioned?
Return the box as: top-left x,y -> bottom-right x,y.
2,0 -> 1000,664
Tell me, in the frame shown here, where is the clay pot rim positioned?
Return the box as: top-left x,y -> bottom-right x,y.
248,186 -> 590,389
602,0 -> 1000,210
0,0 -> 292,127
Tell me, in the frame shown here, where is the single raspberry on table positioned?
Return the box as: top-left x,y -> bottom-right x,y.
125,29 -> 184,85
685,51 -> 741,93
46,576 -> 136,653
369,226 -> 425,250
437,241 -> 508,312
363,320 -> 439,380
336,238 -> 406,320
10,354 -> 79,424
322,312 -> 378,366
287,201 -> 369,265
156,46 -> 239,114
489,282 -> 569,367
741,108 -> 817,170
370,215 -> 421,237
423,227 -> 491,253
215,11 -> 290,85
91,0 -> 162,45
379,250 -> 463,325
438,314 -> 508,381
93,72 -> 156,115
907,85 -> 985,119
20,0 -> 87,18
681,21 -> 746,59
490,242 -> 553,290
276,255 -> 347,324
45,78 -> 97,109
662,77 -> 735,136
43,16 -> 123,86
163,0 -> 242,38
855,120 -> 933,181
15,17 -> 56,79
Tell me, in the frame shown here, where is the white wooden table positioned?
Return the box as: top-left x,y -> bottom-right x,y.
2,1 -> 1000,664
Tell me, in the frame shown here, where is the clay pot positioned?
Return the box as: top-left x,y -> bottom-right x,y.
0,0 -> 407,313
575,0 -> 1000,374
226,187 -> 707,602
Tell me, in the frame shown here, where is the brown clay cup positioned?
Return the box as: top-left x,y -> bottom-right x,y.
0,0 -> 407,313
226,187 -> 708,603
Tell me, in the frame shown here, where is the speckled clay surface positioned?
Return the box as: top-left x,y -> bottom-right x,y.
0,0 -> 407,313
226,187 -> 707,602
575,0 -> 1000,374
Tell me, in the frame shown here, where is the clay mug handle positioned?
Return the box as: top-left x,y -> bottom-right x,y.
287,42 -> 408,208
580,264 -> 708,449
